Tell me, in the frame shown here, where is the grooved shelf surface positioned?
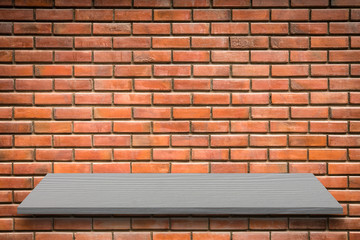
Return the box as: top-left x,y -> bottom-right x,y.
17,173 -> 342,215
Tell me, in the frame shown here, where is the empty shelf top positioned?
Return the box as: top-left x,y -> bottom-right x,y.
17,173 -> 342,215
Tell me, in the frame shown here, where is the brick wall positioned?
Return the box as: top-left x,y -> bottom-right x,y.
0,0 -> 360,239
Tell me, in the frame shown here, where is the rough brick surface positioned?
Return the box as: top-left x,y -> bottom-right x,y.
0,0 -> 359,238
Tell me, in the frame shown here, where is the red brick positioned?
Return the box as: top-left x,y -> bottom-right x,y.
330,23 -> 360,34
312,9 -> 349,21
115,10 -> 152,21
317,176 -> 348,189
171,217 -> 208,230
271,37 -> 309,49
75,233 -> 112,240
94,136 -> 130,147
133,23 -> 170,35
15,135 -> 51,147
213,79 -> 250,91
272,65 -> 308,77
75,65 -> 113,77
173,0 -> 209,7
0,23 -> 11,34
330,218 -> 360,229
329,136 -> 360,147
153,37 -> 190,48
231,121 -> 268,133
233,232 -> 270,240
115,65 -> 152,77
154,10 -> 191,21
330,50 -> 360,62
54,23 -> 91,35
331,78 -> 360,90
132,163 -> 170,173
233,93 -> 269,105
174,79 -> 210,91
212,51 -> 248,63
0,37 -> 33,49
114,37 -> 151,49
291,107 -> 328,119
93,107 -> 127,121
250,218 -> 288,229
0,51 -> 12,63
35,65 -> 72,77
310,232 -> 347,240
15,218 -> 52,230
93,23 -> 131,35
15,50 -> 52,63
251,23 -> 288,35
74,121 -> 111,133
154,232 -> 191,240
252,107 -> 289,119
292,0 -> 328,6
272,9 -> 309,21
54,135 -> 92,147
252,79 -> 289,91
75,93 -> 112,104
54,218 -> 91,230
0,9 -> 33,20
192,121 -> 229,132
211,135 -> 248,147
191,149 -> 229,161
193,93 -> 230,105
36,149 -> 72,161
289,135 -> 327,147
194,9 -> 230,21
55,51 -> 92,62
250,135 -> 287,147
291,23 -> 328,35
94,79 -> 131,91
0,177 -> 32,189
15,0 -> 51,6
134,0 -> 170,7
272,232 -> 308,240
251,51 -> 288,63
14,23 -> 51,35
113,122 -> 150,133
14,163 -> 51,175
233,65 -> 269,77
0,218 -> 13,230
0,121 -> 31,133
54,107 -> 92,120
153,121 -> 190,133
193,233 -> 230,240
34,121 -> 71,133
171,163 -> 208,173
35,93 -> 72,105
54,163 -> 91,173
36,37 -> 72,49
270,149 -> 307,161
311,92 -> 348,104
193,65 -> 230,77
93,218 -> 130,230
55,0 -> 92,6
291,78 -> 327,90
233,9 -> 269,21
252,0 -> 289,7
0,149 -> 33,161
192,37 -> 228,49
0,65 -> 33,77
153,149 -> 190,161
290,51 -> 327,62
311,37 -> 348,49
213,107 -> 249,119
171,135 -> 209,147
75,9 -> 113,21
173,51 -> 210,62
134,51 -> 171,63
36,9 -> 73,21
272,93 -> 308,105
114,93 -> 151,105
289,163 -> 326,174
270,121 -> 307,133
172,23 -> 209,35
132,135 -> 169,147
133,107 -> 171,119
0,135 -> 12,147
332,107 -> 360,119
212,23 -> 248,35
114,232 -> 151,240
114,149 -> 151,161
75,149 -> 112,161
231,36 -> 268,49
211,163 -> 247,173
94,51 -> 131,63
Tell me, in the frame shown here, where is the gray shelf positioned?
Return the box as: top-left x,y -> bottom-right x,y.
17,173 -> 342,215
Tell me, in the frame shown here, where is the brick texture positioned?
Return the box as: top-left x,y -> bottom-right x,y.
0,0 -> 359,238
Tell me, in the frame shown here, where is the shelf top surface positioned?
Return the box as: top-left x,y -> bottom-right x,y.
18,173 -> 342,215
